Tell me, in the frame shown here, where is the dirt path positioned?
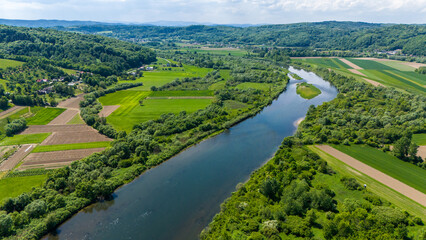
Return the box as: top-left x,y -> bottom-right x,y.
418,146 -> 426,160
98,105 -> 120,117
363,78 -> 384,87
338,58 -> 362,70
48,109 -> 79,125
0,144 -> 35,171
57,94 -> 85,110
21,124 -> 95,134
315,145 -> 426,206
0,106 -> 24,119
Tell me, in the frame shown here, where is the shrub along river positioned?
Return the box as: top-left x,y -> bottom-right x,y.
45,67 -> 338,240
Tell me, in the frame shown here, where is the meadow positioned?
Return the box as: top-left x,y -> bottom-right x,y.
177,46 -> 249,56
308,145 -> 426,221
0,174 -> 47,202
413,134 -> 426,145
0,133 -> 51,146
332,144 -> 426,194
31,141 -> 111,153
296,82 -> 321,99
294,57 -> 426,95
0,58 -> 24,69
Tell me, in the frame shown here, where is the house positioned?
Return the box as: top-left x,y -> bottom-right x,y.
38,86 -> 53,94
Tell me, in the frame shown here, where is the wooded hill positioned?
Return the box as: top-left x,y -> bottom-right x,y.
55,22 -> 426,56
0,25 -> 156,76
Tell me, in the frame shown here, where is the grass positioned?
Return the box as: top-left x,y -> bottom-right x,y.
26,107 -> 65,125
413,134 -> 426,145
308,145 -> 426,221
0,133 -> 51,146
32,141 -> 111,153
0,174 -> 47,203
209,81 -> 227,90
0,59 -> 24,69
67,113 -> 85,124
107,98 -> 212,132
332,144 -> 426,194
178,47 -> 249,57
224,100 -> 248,109
296,82 -> 321,99
235,82 -> 272,91
376,60 -> 416,71
149,90 -> 214,97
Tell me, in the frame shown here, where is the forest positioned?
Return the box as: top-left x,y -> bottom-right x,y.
55,22 -> 426,57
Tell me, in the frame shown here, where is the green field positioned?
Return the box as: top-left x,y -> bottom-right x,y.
99,89 -> 213,132
0,174 -> 47,203
26,107 -> 65,125
149,90 -> 214,97
332,144 -> 426,194
107,98 -> 213,132
293,57 -> 426,95
0,58 -> 24,69
309,145 -> 426,221
413,134 -> 426,145
67,113 -> 85,124
235,82 -> 272,91
0,133 -> 51,146
296,82 -> 321,99
32,141 -> 111,153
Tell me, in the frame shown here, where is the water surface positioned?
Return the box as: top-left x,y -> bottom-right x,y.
45,67 -> 337,240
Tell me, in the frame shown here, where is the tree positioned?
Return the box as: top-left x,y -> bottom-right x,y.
0,213 -> 13,237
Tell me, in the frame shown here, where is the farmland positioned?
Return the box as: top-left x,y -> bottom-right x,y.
32,141 -> 111,153
0,174 -> 47,202
413,134 -> 426,145
332,144 -> 426,194
26,107 -> 66,125
308,146 -> 426,221
235,82 -> 272,91
293,57 -> 426,95
0,133 -> 51,146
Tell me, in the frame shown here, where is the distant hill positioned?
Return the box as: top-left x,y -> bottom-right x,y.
0,19 -> 112,28
56,21 -> 425,56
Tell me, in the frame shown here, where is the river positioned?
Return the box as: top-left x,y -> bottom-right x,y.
45,67 -> 338,240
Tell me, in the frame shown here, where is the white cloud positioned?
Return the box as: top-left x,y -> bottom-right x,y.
0,0 -> 425,23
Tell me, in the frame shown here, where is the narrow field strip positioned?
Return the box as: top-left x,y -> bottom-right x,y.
21,148 -> 106,167
315,145 -> 426,206
0,144 -> 35,171
32,141 -> 111,153
308,146 -> 426,220
48,109 -> 79,125
0,133 -> 51,146
339,58 -> 363,69
98,105 -> 120,117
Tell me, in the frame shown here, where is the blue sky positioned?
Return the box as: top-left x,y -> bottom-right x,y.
0,0 -> 425,24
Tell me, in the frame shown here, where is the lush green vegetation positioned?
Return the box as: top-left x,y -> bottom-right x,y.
0,133 -> 50,146
4,118 -> 26,137
0,175 -> 47,202
0,25 -> 156,76
235,82 -> 272,91
201,146 -> 424,239
149,90 -> 214,97
309,145 -> 426,221
31,142 -> 111,153
290,73 -> 303,80
58,22 -> 426,57
332,144 -> 426,193
412,134 -> 426,145
296,82 -> 322,99
26,108 -> 65,125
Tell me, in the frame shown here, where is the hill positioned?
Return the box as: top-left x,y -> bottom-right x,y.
55,21 -> 426,56
0,25 -> 156,76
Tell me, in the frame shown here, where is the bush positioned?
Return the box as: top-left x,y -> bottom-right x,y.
340,177 -> 362,190
4,118 -> 27,136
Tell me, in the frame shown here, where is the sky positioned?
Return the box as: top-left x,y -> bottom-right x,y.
0,0 -> 425,24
